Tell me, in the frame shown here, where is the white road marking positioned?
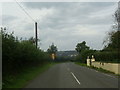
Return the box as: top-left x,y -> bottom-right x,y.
87,68 -> 116,78
71,72 -> 81,85
88,68 -> 116,78
102,73 -> 117,78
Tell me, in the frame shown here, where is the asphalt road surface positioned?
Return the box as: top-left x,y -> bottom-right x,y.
25,62 -> 119,88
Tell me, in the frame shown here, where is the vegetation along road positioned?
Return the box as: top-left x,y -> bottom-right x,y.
25,62 -> 118,88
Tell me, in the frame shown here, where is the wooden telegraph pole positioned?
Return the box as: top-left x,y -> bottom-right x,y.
118,1 -> 120,30
35,22 -> 38,49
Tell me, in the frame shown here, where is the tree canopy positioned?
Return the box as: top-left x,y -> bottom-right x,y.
75,41 -> 90,53
47,43 -> 57,54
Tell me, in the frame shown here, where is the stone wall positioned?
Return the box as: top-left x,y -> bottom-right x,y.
91,61 -> 120,74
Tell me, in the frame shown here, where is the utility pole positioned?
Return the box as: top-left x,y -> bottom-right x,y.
35,22 -> 38,49
118,1 -> 120,31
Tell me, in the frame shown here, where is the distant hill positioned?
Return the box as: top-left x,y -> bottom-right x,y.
56,50 -> 78,57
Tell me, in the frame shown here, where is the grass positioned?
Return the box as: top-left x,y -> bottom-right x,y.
3,62 -> 56,89
75,62 -> 87,67
75,62 -> 120,76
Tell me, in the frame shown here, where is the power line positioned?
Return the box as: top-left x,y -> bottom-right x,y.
14,0 -> 41,48
15,0 -> 35,22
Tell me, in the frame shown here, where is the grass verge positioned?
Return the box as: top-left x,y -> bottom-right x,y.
3,62 -> 56,88
75,62 -> 87,67
75,62 -> 120,76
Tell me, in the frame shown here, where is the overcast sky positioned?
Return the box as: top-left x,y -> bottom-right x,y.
1,1 -> 118,51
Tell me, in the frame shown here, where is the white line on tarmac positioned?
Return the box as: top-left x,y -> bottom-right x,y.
88,68 -> 116,78
71,72 -> 81,85
102,73 -> 117,78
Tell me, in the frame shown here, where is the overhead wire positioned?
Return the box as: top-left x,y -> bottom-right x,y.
15,0 -> 36,22
14,0 -> 42,48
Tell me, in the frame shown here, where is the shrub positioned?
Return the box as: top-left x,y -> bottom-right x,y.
2,29 -> 51,77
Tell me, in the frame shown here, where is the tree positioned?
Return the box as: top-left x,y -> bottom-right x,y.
103,31 -> 120,51
108,31 -> 120,49
75,41 -> 90,63
103,2 -> 120,51
28,37 -> 36,44
47,43 -> 57,54
75,41 -> 89,53
115,1 -> 120,31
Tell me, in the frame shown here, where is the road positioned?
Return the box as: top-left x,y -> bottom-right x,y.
25,62 -> 118,88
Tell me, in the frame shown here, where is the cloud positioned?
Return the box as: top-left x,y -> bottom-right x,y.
2,15 -> 18,24
27,2 -> 116,30
2,2 -> 117,51
28,7 -> 57,21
